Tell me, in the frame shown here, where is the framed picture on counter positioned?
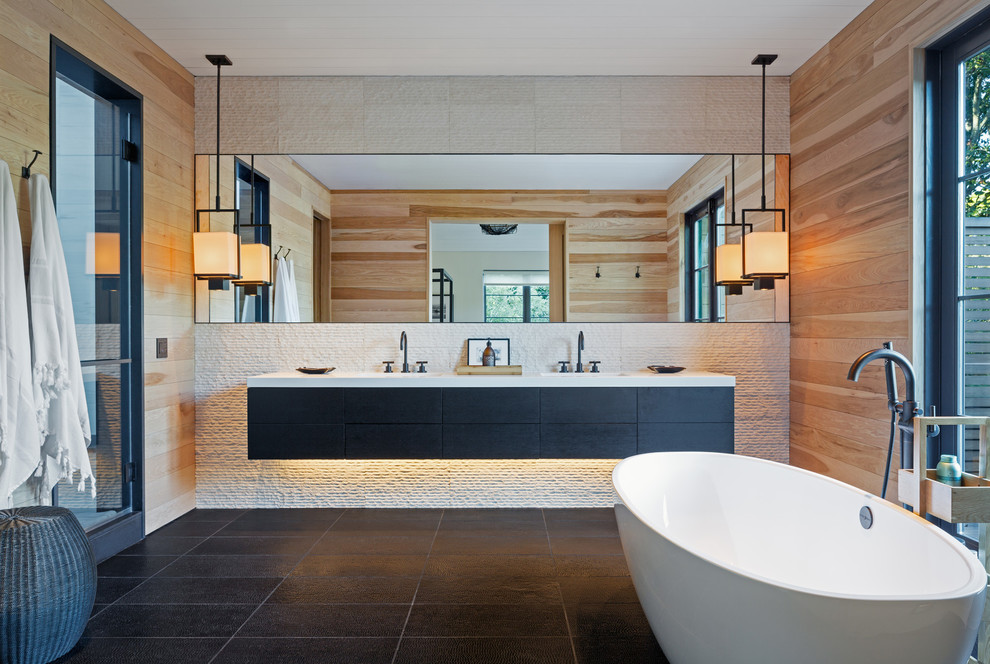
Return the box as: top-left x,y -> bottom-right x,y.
467,338 -> 510,366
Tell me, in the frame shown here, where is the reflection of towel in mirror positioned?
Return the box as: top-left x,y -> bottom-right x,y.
273,257 -> 300,322
0,161 -> 42,507
28,173 -> 94,500
286,259 -> 300,322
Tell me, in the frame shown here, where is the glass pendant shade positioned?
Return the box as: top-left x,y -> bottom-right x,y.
85,232 -> 120,276
742,231 -> 788,277
235,243 -> 272,285
193,231 -> 240,278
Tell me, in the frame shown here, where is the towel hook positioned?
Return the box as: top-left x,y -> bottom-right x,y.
21,150 -> 41,179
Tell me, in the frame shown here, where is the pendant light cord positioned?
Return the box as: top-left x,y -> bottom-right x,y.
215,61 -> 221,210
761,61 -> 767,210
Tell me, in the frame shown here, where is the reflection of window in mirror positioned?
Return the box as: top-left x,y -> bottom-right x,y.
483,271 -> 550,323
684,191 -> 726,322
429,222 -> 559,322
234,160 -> 270,322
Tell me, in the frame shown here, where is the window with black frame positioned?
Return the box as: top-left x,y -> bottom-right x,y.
234,160 -> 271,322
684,192 -> 726,322
929,7 -> 990,549
483,270 -> 550,323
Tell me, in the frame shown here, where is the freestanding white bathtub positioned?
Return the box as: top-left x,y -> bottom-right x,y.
613,452 -> 986,664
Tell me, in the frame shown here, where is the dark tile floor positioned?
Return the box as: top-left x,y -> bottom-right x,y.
56,508 -> 668,664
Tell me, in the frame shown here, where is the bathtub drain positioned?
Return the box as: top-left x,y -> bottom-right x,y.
859,506 -> 874,530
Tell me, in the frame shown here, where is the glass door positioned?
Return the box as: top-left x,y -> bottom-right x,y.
50,41 -> 143,556
930,11 -> 990,548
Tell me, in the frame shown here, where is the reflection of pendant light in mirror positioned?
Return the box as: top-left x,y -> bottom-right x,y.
714,155 -> 753,296
741,54 -> 788,291
85,232 -> 120,291
193,54 -> 240,291
233,155 -> 273,295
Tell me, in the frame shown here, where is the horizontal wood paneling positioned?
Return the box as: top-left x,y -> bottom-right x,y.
0,0 -> 196,532
330,190 -> 667,323
788,0 -> 986,497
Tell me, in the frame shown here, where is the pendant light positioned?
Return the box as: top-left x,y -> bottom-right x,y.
741,54 -> 788,291
233,154 -> 273,295
714,155 -> 754,295
193,54 -> 240,291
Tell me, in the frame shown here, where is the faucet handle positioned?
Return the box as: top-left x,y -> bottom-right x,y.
589,361 -> 601,373
558,361 -> 570,373
416,361 -> 428,374
382,361 -> 394,373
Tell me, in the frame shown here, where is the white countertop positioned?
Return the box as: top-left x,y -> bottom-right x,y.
247,370 -> 734,388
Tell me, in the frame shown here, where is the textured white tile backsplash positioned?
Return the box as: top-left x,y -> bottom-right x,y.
195,322 -> 789,507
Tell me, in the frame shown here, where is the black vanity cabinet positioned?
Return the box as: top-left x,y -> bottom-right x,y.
247,384 -> 734,460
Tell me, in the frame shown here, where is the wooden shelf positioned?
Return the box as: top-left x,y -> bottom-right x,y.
897,469 -> 990,523
454,365 -> 523,375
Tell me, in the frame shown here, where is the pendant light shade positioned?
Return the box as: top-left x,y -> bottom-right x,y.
193,230 -> 240,279
235,242 -> 272,286
743,229 -> 788,286
715,243 -> 748,295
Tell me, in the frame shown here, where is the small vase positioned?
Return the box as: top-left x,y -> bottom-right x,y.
935,454 -> 963,487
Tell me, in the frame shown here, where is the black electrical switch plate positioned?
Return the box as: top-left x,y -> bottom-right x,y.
156,338 -> 167,359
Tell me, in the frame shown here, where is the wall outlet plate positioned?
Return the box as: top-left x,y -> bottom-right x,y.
156,338 -> 167,359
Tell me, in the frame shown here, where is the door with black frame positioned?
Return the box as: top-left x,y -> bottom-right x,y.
49,41 -> 144,559
929,8 -> 990,550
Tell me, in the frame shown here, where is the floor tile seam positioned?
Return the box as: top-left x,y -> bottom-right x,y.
390,507 -> 445,664
205,509 -> 348,664
545,508 -> 580,664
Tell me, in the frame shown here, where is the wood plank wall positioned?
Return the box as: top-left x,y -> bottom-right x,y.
565,217 -> 667,322
329,191 -> 667,322
789,0 -> 984,495
665,154 -> 785,322
0,0 -> 196,531
194,155 -> 333,323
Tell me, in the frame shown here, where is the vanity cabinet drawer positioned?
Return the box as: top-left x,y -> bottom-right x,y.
344,388 -> 442,424
249,424 -> 344,459
540,423 -> 638,458
637,387 -> 733,423
637,422 -> 734,454
442,388 -> 540,423
345,424 -> 442,459
443,424 -> 540,458
248,388 -> 343,424
540,388 -> 637,423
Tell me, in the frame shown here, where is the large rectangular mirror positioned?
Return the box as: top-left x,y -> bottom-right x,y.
194,153 -> 789,323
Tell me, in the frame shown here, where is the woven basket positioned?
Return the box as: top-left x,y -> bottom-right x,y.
0,507 -> 97,664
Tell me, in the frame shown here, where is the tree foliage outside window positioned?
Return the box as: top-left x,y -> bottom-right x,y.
484,284 -> 550,322
965,50 -> 990,217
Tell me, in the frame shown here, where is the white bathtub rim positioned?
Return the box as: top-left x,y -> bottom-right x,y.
612,451 -> 987,603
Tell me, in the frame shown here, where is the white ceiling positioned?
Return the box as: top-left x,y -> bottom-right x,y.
289,153 -> 703,190
431,223 -> 550,253
107,0 -> 872,77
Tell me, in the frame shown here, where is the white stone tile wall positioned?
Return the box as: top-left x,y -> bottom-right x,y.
196,76 -> 790,155
195,322 -> 788,507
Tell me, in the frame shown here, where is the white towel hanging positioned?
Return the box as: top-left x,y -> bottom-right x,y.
0,161 -> 42,507
28,173 -> 94,500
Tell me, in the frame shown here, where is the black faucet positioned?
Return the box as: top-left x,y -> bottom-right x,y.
847,345 -> 926,494
847,346 -> 920,434
576,330 -> 585,373
400,331 -> 410,373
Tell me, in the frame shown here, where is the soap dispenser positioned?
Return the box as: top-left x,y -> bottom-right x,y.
482,339 -> 496,367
